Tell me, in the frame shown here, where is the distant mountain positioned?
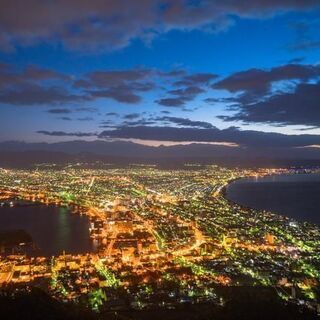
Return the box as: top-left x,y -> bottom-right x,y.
0,140 -> 244,158
0,140 -> 320,168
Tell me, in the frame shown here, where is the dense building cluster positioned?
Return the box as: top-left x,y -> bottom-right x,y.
0,165 -> 319,312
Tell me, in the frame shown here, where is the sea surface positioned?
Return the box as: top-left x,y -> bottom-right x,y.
0,204 -> 93,256
226,173 -> 320,225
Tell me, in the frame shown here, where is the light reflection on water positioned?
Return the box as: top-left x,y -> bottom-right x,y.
0,204 -> 94,256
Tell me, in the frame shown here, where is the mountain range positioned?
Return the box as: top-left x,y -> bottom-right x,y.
0,140 -> 320,168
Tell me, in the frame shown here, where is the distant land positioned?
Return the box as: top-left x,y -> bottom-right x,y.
1,140 -> 320,168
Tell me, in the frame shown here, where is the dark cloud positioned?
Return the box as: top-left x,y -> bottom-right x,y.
123,119 -> 156,127
213,64 -> 320,96
219,82 -> 320,127
213,63 -> 320,128
0,64 -> 83,106
156,71 -> 216,107
156,97 -> 187,107
106,112 -> 119,116
159,70 -> 187,77
89,88 -> 141,104
58,116 -> 72,121
99,120 -> 115,128
75,107 -> 98,113
0,63 -> 213,107
0,64 -> 69,89
76,69 -> 154,104
204,97 -> 220,104
287,57 -> 305,64
0,84 -> 87,106
156,86 -> 206,107
205,97 -> 239,104
23,65 -> 69,81
123,113 -> 141,120
77,117 -> 94,121
152,116 -> 214,129
37,130 -> 96,137
116,114 -> 213,129
169,86 -> 205,96
0,1 -> 318,52
98,125 -> 320,148
0,64 -> 156,106
47,108 -> 71,114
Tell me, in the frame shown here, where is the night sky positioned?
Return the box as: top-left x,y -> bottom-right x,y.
1,1 -> 320,148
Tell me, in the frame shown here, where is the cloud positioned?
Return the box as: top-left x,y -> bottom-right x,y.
76,69 -> 154,104
155,93 -> 201,107
58,117 -> 72,121
152,116 -> 214,129
89,88 -> 141,104
2,61 -> 319,120
77,117 -> 94,121
23,65 -> 69,81
156,86 -> 206,107
109,114 -> 215,129
0,84 -> 87,106
47,108 -> 71,114
75,107 -> 98,113
0,64 -> 168,106
0,1 -> 318,52
37,130 -> 96,137
212,63 -> 320,128
219,81 -> 320,127
98,125 -> 320,148
204,97 -> 237,105
287,57 -> 305,64
159,70 -> 187,78
213,64 -> 320,96
169,86 -> 205,96
106,112 -> 119,116
0,64 -> 151,106
0,64 -> 225,109
0,65 -> 154,106
99,120 -> 114,128
0,64 -> 69,89
0,64 -> 84,106
156,72 -> 216,107
156,97 -> 187,107
123,113 -> 141,120
122,119 -> 156,127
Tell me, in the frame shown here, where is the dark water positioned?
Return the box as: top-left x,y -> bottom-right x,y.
226,173 -> 320,225
0,204 -> 93,256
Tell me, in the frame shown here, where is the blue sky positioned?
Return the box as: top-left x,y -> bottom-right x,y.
0,1 -> 320,144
